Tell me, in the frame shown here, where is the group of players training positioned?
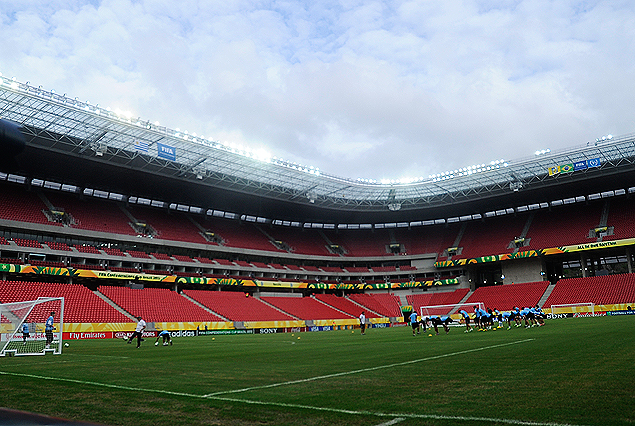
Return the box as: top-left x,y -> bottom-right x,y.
409,305 -> 546,336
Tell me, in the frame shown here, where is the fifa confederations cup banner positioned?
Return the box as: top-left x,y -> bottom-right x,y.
0,262 -> 459,289
434,237 -> 635,268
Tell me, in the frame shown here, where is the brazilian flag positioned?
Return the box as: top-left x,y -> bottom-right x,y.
560,163 -> 574,173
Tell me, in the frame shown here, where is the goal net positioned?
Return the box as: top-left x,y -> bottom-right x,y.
550,302 -> 595,316
420,302 -> 484,319
0,297 -> 64,357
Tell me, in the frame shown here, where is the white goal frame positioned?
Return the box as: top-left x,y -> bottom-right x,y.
0,297 -> 64,357
550,302 -> 595,315
419,302 -> 484,319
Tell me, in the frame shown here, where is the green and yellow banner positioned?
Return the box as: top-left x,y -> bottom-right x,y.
435,237 -> 635,268
0,263 -> 460,289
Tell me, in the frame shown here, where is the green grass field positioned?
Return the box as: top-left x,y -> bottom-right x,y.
1,316 -> 633,426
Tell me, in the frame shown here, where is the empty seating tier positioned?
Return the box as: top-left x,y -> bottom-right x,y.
45,190 -> 137,235
184,290 -> 296,321
348,293 -> 402,317
0,184 -> 54,225
544,275 -> 635,307
406,288 -> 471,315
0,281 -> 130,323
262,296 -> 354,320
464,282 -> 550,311
313,294 -> 380,318
98,285 -> 224,322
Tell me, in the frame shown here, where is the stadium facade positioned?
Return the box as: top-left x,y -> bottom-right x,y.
1,75 -> 635,292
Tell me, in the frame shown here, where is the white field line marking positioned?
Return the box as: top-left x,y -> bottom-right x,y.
0,366 -> 586,426
0,370 -> 201,398
374,417 -> 405,426
204,338 -> 535,397
208,395 -> 585,426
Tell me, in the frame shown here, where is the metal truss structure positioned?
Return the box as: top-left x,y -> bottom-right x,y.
2,76 -> 635,215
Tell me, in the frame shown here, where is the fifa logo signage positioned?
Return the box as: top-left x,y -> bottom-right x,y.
157,142 -> 176,161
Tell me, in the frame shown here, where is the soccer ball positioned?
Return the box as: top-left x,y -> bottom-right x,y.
64,342 -> 69,347
155,342 -> 159,346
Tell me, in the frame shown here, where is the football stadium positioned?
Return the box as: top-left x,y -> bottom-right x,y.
0,76 -> 634,426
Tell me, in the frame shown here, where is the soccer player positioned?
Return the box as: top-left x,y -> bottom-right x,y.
502,310 -> 513,329
45,311 -> 55,349
459,309 -> 472,332
127,316 -> 146,348
359,311 -> 366,335
473,306 -> 482,329
519,307 -> 533,328
494,308 -> 503,328
513,307 -> 522,327
535,305 -> 545,326
527,306 -> 539,327
419,315 -> 428,332
430,315 -> 452,335
155,330 -> 173,346
483,308 -> 495,330
22,322 -> 29,345
482,308 -> 493,330
409,310 -> 419,336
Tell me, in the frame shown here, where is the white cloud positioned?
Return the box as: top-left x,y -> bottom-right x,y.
1,0 -> 635,180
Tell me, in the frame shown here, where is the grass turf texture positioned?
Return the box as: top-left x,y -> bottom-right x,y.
0,316 -> 633,426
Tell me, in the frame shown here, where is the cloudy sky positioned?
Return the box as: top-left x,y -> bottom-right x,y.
1,0 -> 634,181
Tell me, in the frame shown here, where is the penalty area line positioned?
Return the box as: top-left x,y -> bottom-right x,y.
204,338 -> 535,397
0,370 -> 202,399
0,360 -> 587,426
208,394 -> 586,426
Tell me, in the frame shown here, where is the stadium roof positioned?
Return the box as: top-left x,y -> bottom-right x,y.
2,75 -> 635,224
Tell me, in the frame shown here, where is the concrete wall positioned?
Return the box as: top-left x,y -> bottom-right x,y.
501,257 -> 545,284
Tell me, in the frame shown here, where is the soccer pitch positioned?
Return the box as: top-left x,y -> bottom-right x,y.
0,316 -> 633,426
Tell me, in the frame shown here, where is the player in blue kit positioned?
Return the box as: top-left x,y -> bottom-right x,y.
22,322 -> 29,344
519,307 -> 533,328
494,308 -> 503,328
480,308 -> 492,330
45,311 -> 55,349
535,305 -> 545,326
430,315 -> 452,335
459,309 -> 472,332
409,310 -> 420,336
155,330 -> 173,346
473,306 -> 482,329
502,310 -> 513,329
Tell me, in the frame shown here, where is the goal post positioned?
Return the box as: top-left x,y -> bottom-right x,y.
0,297 -> 64,357
550,302 -> 595,316
419,302 -> 484,319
